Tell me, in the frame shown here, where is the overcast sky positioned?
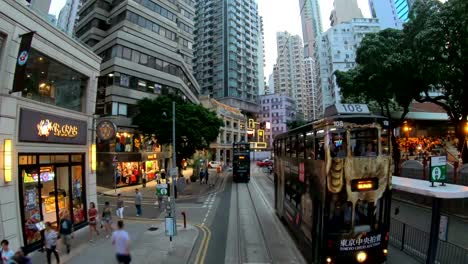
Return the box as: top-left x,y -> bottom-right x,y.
258,0 -> 372,79
49,0 -> 371,80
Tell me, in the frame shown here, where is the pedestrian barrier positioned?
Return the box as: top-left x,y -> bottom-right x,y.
389,218 -> 468,263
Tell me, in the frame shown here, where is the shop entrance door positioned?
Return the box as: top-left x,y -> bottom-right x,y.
40,166 -> 58,228
55,166 -> 71,221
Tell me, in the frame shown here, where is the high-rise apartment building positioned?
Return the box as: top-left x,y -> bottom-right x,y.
75,0 -> 199,188
304,57 -> 320,120
369,0 -> 403,29
330,0 -> 363,27
57,0 -> 82,36
194,0 -> 264,114
394,0 -> 414,22
258,94 -> 297,148
319,18 -> 380,107
299,0 -> 322,58
273,32 -> 307,120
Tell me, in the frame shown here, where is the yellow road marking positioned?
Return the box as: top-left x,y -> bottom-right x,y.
199,225 -> 212,264
194,224 -> 208,264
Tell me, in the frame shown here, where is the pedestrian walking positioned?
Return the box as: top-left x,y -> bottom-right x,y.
13,247 -> 31,264
141,169 -> 147,188
205,168 -> 209,185
88,202 -> 100,242
102,201 -> 113,238
135,189 -> 142,216
116,193 -> 124,219
59,211 -> 73,254
44,222 -> 60,264
112,220 -> 131,264
199,168 -> 205,184
1,239 -> 15,264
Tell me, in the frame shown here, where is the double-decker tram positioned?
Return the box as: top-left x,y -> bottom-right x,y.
273,104 -> 392,263
233,141 -> 251,183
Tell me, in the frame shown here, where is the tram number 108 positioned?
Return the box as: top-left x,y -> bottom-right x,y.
337,104 -> 370,114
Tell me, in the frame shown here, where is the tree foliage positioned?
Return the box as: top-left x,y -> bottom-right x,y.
336,0 -> 468,163
286,119 -> 308,130
132,95 -> 224,164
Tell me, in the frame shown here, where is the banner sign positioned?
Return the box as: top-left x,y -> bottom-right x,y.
19,108 -> 87,145
12,32 -> 35,93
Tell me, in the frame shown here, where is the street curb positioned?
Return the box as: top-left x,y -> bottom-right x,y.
98,172 -> 229,201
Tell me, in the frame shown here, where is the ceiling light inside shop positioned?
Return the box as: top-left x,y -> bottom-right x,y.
39,57 -> 43,61
26,74 -> 31,78
138,81 -> 147,87
39,83 -> 46,88
108,73 -> 114,77
41,72 -> 45,74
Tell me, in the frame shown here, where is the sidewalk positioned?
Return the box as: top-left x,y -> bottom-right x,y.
28,221 -> 198,264
97,168 -> 226,201
387,244 -> 421,264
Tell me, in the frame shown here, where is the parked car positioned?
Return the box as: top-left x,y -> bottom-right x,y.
208,161 -> 222,169
256,159 -> 273,167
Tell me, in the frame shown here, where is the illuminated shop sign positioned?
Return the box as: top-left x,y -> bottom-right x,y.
19,108 -> 87,145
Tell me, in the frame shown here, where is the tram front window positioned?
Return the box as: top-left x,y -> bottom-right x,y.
328,197 -> 382,234
350,128 -> 379,157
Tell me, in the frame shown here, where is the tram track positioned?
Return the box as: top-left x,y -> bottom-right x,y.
234,181 -> 273,264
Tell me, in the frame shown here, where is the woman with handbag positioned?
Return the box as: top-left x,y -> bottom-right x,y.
88,202 -> 100,242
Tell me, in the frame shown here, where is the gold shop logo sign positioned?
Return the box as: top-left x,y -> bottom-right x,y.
37,119 -> 79,138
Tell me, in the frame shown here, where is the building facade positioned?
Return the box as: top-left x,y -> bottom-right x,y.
0,0 -> 100,252
75,0 -> 199,188
258,94 -> 297,148
394,0 -> 414,22
199,96 -> 247,164
330,0 -> 363,27
57,0 -> 83,36
369,0 -> 403,29
274,32 -> 307,120
318,18 -> 380,107
193,0 -> 263,114
299,0 -> 322,58
304,57 -> 320,121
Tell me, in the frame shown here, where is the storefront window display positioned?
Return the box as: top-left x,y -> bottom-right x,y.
114,132 -> 142,152
144,160 -> 160,180
19,154 -> 86,251
116,162 -> 141,186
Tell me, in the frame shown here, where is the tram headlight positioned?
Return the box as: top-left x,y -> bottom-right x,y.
326,257 -> 332,263
356,251 -> 367,263
383,249 -> 388,255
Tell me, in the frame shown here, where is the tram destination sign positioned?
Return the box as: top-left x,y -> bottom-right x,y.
325,104 -> 371,116
430,156 -> 447,183
19,108 -> 87,145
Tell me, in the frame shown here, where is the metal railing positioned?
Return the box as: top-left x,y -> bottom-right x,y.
390,218 -> 468,263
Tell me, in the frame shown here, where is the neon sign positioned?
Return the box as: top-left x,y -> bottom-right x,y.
37,119 -> 79,138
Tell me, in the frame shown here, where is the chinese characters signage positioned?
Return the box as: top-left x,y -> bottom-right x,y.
19,108 -> 87,145
340,234 -> 381,251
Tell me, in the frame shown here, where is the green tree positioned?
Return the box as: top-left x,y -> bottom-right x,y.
286,119 -> 308,130
335,28 -> 418,174
407,0 -> 468,162
132,95 -> 224,168
336,0 -> 468,164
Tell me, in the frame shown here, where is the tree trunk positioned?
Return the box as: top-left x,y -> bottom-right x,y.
454,121 -> 468,164
391,133 -> 401,176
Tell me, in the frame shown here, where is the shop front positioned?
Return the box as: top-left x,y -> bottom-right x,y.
16,108 -> 89,252
18,154 -> 86,250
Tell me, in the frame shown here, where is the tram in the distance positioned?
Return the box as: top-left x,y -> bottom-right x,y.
273,104 -> 392,264
233,141 -> 251,183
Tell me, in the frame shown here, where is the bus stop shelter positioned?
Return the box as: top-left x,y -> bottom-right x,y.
392,176 -> 468,264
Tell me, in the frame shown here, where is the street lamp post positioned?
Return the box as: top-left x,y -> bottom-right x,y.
171,101 -> 176,223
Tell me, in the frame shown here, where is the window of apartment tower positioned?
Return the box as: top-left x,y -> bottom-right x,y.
20,49 -> 88,112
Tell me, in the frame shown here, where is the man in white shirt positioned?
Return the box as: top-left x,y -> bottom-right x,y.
112,220 -> 131,264
1,239 -> 15,264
